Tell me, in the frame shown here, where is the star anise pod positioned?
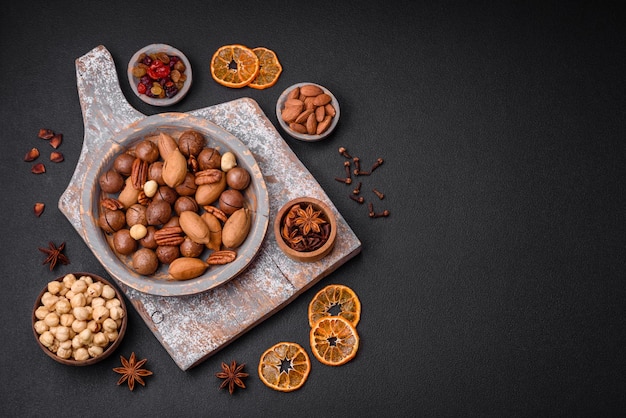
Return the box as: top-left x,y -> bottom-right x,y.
113,352 -> 153,391
294,204 -> 327,235
38,241 -> 70,270
215,361 -> 249,395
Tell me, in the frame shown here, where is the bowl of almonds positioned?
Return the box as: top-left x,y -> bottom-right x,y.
276,82 -> 340,141
32,272 -> 127,366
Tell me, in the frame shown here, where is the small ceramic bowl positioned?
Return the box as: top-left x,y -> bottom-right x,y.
127,43 -> 192,106
275,82 -> 340,141
32,272 -> 127,366
274,197 -> 337,262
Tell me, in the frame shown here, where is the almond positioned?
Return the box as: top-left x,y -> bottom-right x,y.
162,147 -> 187,188
222,207 -> 251,248
284,98 -> 304,108
306,112 -> 317,135
157,132 -> 178,160
316,115 -> 333,135
281,106 -> 302,123
294,109 -> 314,125
287,87 -> 300,100
168,257 -> 209,280
312,93 -> 332,107
315,106 -> 326,123
300,84 -> 324,96
324,103 -> 336,117
289,123 -> 307,134
179,210 -> 211,244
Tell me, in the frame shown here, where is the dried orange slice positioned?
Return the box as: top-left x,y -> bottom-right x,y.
308,284 -> 361,328
310,316 -> 359,366
258,342 -> 311,392
248,47 -> 283,90
210,44 -> 259,88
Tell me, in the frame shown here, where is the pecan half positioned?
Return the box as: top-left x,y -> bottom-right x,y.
131,158 -> 148,190
101,197 -> 124,211
187,155 -> 199,173
194,169 -> 223,185
207,250 -> 237,265
137,191 -> 152,206
202,205 -> 228,223
154,226 -> 185,246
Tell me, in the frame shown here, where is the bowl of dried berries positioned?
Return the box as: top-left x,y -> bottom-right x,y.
274,197 -> 337,262
32,272 -> 127,366
276,83 -> 340,142
128,43 -> 192,106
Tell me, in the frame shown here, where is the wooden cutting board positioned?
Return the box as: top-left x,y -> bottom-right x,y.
59,45 -> 361,370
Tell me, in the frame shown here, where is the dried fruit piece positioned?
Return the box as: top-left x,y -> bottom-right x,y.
210,44 -> 260,88
249,47 -> 283,90
49,134 -> 63,149
34,203 -> 45,217
31,163 -> 46,174
38,128 -> 54,139
50,151 -> 64,163
24,148 -> 40,162
308,284 -> 361,328
258,342 -> 311,392
309,316 -> 359,366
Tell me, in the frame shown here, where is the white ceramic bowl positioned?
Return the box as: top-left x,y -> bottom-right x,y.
127,43 -> 192,106
275,82 -> 340,142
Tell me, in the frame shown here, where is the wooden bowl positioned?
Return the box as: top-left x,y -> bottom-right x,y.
275,82 -> 340,142
127,43 -> 192,106
81,113 -> 269,296
274,197 -> 337,262
32,272 -> 127,366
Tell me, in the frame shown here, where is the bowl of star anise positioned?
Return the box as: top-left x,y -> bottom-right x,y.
274,197 -> 337,262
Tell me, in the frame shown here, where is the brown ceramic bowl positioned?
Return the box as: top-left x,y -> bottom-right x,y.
274,197 -> 337,262
32,272 -> 127,366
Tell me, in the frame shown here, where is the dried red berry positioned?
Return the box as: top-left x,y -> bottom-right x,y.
38,129 -> 54,140
50,151 -> 64,163
31,163 -> 46,174
34,203 -> 45,217
49,134 -> 63,149
24,148 -> 40,162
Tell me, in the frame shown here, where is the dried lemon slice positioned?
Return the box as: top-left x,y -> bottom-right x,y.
210,44 -> 259,88
258,341 -> 311,392
308,284 -> 361,328
249,47 -> 283,90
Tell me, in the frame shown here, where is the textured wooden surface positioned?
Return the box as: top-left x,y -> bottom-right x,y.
59,45 -> 361,370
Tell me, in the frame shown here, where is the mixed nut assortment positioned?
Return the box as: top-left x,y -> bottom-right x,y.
97,129 -> 252,280
33,274 -> 125,361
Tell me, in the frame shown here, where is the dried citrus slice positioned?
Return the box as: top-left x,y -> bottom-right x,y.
248,47 -> 283,90
310,316 -> 359,366
258,342 -> 311,392
210,44 -> 259,88
308,284 -> 361,328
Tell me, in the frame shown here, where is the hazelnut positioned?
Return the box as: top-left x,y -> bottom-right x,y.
148,161 -> 165,185
139,226 -> 158,249
226,167 -> 251,190
113,153 -> 135,176
146,200 -> 172,226
132,248 -> 159,275
153,186 -> 178,205
197,147 -> 222,170
177,130 -> 206,157
156,245 -> 180,264
125,204 -> 147,227
134,139 -> 160,163
113,229 -> 137,255
174,196 -> 198,215
219,189 -> 244,216
129,224 -> 148,240
99,169 -> 124,193
180,237 -> 204,258
175,172 -> 198,196
98,209 -> 126,233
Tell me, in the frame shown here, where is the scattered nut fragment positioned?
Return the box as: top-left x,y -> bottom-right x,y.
49,134 -> 63,149
38,128 -> 55,139
31,163 -> 46,174
50,151 -> 64,163
24,148 -> 40,162
34,203 -> 45,217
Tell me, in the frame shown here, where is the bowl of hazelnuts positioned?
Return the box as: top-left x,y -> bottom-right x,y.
32,272 -> 127,366
82,113 -> 269,296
